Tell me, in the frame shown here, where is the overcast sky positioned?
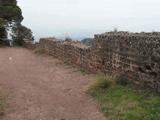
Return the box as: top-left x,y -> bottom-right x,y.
18,0 -> 160,40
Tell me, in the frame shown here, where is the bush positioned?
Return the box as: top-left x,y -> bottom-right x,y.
89,74 -> 113,91
116,74 -> 129,86
12,25 -> 34,46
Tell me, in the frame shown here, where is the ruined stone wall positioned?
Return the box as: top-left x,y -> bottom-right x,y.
23,39 -> 35,49
38,38 -> 103,73
36,32 -> 160,91
94,32 -> 160,91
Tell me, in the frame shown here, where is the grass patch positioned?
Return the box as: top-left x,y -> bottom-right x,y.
80,68 -> 88,75
34,48 -> 46,54
0,94 -> 7,117
88,74 -> 160,120
79,68 -> 91,76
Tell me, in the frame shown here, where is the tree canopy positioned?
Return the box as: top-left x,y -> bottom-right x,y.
0,0 -> 23,22
0,0 -> 33,45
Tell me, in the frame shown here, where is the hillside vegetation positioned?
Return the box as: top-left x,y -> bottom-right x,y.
88,75 -> 160,120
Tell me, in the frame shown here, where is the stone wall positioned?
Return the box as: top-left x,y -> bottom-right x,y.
94,32 -> 160,91
37,38 -> 102,73
23,40 -> 36,49
36,32 -> 160,91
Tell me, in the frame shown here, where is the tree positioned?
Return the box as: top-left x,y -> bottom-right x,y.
0,0 -> 17,6
0,19 -> 6,39
12,24 -> 34,45
0,0 -> 33,46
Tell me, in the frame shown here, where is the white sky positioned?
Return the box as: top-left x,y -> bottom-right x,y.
18,0 -> 160,40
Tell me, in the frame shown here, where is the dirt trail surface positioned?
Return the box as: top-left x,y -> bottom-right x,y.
0,47 -> 106,120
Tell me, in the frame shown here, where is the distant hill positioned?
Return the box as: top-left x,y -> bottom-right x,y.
81,38 -> 94,46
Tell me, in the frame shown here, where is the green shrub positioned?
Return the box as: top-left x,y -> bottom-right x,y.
116,74 -> 129,86
89,74 -> 113,92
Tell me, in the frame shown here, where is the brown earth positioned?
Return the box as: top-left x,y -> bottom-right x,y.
0,47 -> 106,120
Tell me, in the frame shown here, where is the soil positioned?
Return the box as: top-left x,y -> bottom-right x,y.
0,47 -> 107,120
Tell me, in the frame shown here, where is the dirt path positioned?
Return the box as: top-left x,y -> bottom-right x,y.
0,47 -> 106,120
